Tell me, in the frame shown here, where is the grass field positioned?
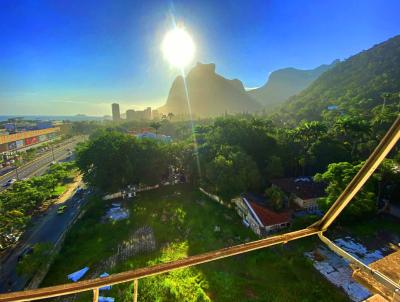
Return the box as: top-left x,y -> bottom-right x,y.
42,184 -> 349,302
52,184 -> 67,197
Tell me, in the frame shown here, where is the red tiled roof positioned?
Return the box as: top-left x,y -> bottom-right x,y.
248,201 -> 291,226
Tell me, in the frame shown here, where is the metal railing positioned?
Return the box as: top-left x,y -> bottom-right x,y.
0,116 -> 399,302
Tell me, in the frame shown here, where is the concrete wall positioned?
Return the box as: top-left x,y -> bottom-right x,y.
199,187 -> 231,208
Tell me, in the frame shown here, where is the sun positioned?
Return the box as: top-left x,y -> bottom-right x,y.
162,27 -> 195,68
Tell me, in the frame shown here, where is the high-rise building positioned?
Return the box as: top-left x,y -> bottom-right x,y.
144,107 -> 151,120
124,107 -> 152,121
152,110 -> 160,120
112,103 -> 121,121
126,109 -> 135,121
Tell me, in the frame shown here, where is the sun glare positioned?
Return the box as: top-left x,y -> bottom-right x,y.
162,27 -> 195,68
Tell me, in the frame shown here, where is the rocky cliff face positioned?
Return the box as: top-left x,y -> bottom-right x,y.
158,63 -> 262,117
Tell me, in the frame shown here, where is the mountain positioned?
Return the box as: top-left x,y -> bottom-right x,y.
279,35 -> 400,122
248,61 -> 338,108
158,63 -> 262,117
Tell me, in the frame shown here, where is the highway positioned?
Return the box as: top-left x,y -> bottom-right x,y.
0,137 -> 85,191
0,188 -> 89,293
0,136 -> 88,292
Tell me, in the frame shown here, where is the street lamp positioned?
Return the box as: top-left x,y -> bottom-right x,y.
51,143 -> 55,161
14,161 -> 20,180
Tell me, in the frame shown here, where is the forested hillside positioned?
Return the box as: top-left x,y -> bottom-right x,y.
278,35 -> 400,123
249,61 -> 337,108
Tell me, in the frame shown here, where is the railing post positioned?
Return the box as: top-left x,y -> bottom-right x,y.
133,279 -> 138,302
93,288 -> 99,302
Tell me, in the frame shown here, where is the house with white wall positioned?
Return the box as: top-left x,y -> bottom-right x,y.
233,196 -> 291,236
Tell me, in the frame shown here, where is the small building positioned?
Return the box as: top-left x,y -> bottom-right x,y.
136,132 -> 172,143
233,196 -> 291,236
270,177 -> 326,212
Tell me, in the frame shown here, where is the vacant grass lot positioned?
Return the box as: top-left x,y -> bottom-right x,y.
42,184 -> 349,302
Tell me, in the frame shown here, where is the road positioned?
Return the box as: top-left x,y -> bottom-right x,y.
0,187 -> 89,293
0,137 -> 85,191
0,136 -> 88,292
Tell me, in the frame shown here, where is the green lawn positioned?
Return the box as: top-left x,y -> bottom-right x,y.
42,184 -> 349,302
51,184 -> 67,197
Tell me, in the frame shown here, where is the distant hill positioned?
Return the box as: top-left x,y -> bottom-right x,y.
158,63 -> 262,117
249,61 -> 338,108
279,35 -> 400,122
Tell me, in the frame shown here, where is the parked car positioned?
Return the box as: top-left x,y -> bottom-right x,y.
17,246 -> 33,262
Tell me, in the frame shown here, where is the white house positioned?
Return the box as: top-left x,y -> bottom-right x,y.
233,196 -> 291,236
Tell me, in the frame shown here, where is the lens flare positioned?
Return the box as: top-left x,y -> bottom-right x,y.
162,27 -> 195,68
162,22 -> 202,178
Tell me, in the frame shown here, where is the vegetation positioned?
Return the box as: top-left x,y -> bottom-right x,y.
278,35 -> 400,123
265,186 -> 285,211
75,130 -> 169,193
42,185 -> 348,302
315,162 -> 377,220
39,35 -> 400,301
17,243 -> 53,278
315,159 -> 400,220
76,105 -> 399,219
0,162 -> 77,250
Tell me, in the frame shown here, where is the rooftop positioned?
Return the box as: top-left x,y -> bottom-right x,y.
271,177 -> 326,200
248,200 -> 291,226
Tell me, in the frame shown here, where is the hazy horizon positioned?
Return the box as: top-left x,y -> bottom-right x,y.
1,0 -> 399,116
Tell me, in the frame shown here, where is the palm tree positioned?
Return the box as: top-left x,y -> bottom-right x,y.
150,122 -> 161,135
167,112 -> 175,120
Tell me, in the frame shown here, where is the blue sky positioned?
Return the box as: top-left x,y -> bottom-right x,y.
0,0 -> 399,115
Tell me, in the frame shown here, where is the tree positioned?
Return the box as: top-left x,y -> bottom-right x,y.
167,112 -> 175,120
205,117 -> 277,177
150,122 -> 162,135
265,155 -> 284,179
314,162 -> 377,220
265,186 -> 285,211
17,243 -> 53,278
76,129 -> 170,193
291,121 -> 327,175
205,146 -> 261,200
332,116 -> 371,159
308,137 -> 351,174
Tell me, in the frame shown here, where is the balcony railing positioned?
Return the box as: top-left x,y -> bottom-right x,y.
0,116 -> 399,302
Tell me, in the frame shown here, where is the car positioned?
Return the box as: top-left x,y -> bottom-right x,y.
57,205 -> 68,214
17,246 -> 33,262
2,178 -> 17,188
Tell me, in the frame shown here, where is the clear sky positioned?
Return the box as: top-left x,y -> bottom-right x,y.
1,0 -> 399,116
